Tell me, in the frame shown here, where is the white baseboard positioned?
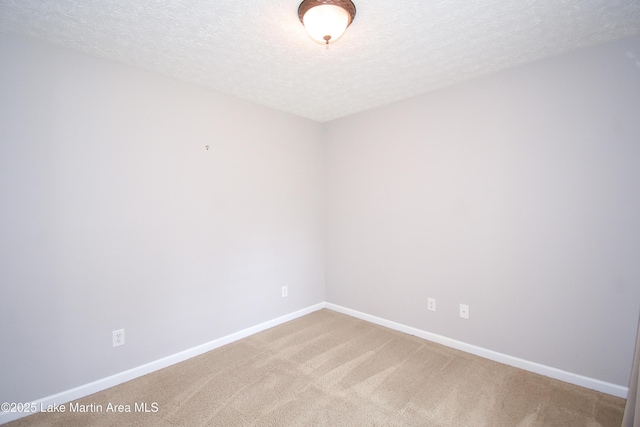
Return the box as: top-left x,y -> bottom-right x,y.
0,303 -> 325,425
324,302 -> 628,399
1,301 -> 627,425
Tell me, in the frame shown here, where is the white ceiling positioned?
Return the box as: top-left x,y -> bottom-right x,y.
1,0 -> 640,122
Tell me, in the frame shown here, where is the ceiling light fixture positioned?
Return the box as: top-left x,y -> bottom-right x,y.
298,0 -> 356,46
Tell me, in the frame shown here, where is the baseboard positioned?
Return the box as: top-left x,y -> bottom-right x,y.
1,301 -> 627,425
0,303 -> 325,425
325,302 -> 628,399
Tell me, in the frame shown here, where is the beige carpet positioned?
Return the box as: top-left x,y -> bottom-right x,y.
6,309 -> 625,426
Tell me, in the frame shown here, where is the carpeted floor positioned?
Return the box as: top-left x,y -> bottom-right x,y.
6,309 -> 626,426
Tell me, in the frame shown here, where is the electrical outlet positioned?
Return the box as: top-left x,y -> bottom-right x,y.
428,298 -> 436,312
459,304 -> 469,319
281,286 -> 288,297
113,329 -> 125,347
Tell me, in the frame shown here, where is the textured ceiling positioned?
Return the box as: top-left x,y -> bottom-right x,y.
1,0 -> 640,122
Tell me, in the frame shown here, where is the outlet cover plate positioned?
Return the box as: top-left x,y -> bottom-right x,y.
113,329 -> 125,347
428,298 -> 436,312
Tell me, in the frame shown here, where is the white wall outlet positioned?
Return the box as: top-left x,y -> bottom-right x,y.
113,329 -> 125,347
459,304 -> 469,319
428,298 -> 436,312
281,286 -> 288,297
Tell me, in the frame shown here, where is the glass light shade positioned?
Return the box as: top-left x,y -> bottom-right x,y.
302,5 -> 350,44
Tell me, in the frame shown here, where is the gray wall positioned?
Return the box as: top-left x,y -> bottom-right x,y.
0,35 -> 325,403
325,36 -> 640,386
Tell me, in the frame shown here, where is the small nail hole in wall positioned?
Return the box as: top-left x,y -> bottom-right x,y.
205,145 -> 209,150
